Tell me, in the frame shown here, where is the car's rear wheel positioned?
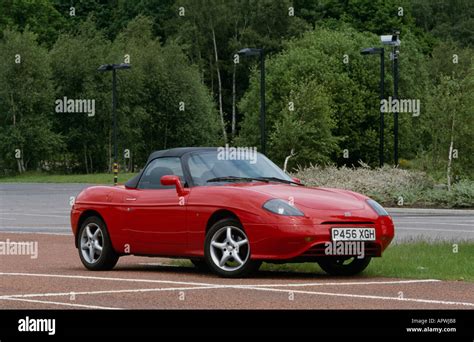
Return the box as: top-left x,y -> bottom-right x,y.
204,219 -> 261,278
78,216 -> 119,271
318,256 -> 371,276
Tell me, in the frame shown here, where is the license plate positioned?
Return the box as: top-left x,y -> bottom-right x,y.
331,227 -> 376,241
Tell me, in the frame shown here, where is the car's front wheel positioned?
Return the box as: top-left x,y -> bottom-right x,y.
204,219 -> 261,278
318,256 -> 371,276
78,216 -> 119,271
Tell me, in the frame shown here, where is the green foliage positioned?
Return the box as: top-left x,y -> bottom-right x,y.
268,81 -> 339,166
111,16 -> 221,166
49,19 -> 111,172
0,16 -> 220,174
0,0 -> 66,46
237,25 -> 430,168
0,171 -> 137,184
411,0 -> 474,47
260,242 -> 474,281
0,0 -> 472,184
417,69 -> 474,180
0,29 -> 63,172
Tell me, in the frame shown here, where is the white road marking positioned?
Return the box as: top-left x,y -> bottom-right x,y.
0,285 -> 223,299
241,279 -> 441,287
0,272 -> 223,288
396,222 -> 474,227
0,231 -> 71,236
0,297 -> 122,310
0,213 -> 68,218
0,280 -> 440,299
397,227 -> 474,233
0,272 -> 472,308
138,262 -> 182,267
0,272 -> 442,289
230,285 -> 474,307
2,280 -> 472,308
0,211 -> 67,215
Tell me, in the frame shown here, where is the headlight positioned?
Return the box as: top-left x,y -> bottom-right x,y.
263,199 -> 304,216
366,199 -> 389,216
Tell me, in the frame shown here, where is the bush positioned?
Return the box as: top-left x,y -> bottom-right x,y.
293,164 -> 474,208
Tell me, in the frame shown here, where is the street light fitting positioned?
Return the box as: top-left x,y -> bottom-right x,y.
97,63 -> 132,72
237,48 -> 262,57
380,34 -> 400,47
360,47 -> 383,55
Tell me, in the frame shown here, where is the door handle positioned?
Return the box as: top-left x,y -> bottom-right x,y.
125,197 -> 137,201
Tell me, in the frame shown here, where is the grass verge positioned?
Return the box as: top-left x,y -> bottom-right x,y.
174,242 -> 473,282
0,171 -> 137,184
262,242 -> 473,281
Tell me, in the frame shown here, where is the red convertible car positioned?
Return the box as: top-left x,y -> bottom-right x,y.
71,147 -> 394,277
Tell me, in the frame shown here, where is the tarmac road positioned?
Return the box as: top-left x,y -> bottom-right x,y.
0,232 -> 473,310
0,183 -> 473,242
0,183 -> 473,310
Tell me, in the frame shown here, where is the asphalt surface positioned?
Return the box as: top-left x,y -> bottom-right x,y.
0,232 -> 473,310
0,183 -> 473,242
0,183 -> 473,310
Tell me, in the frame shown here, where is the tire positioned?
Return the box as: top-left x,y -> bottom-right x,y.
318,256 -> 371,276
204,219 -> 261,278
77,216 -> 119,271
190,259 -> 210,272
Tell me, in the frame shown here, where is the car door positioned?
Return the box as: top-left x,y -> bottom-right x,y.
124,157 -> 187,255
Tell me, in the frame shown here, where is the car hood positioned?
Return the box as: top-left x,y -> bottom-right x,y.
242,184 -> 367,210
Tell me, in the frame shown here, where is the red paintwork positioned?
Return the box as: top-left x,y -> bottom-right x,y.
71,180 -> 395,260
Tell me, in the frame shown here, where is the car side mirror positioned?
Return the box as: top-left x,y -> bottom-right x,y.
160,175 -> 189,196
292,177 -> 301,184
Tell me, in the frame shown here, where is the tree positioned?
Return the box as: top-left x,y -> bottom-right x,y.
50,19 -> 112,173
0,0 -> 66,46
0,29 -> 63,173
110,16 -> 221,165
48,16 -> 220,173
168,0 -> 309,141
422,70 -> 473,182
237,25 -> 431,168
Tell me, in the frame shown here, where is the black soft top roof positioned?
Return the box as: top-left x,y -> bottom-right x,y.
146,147 -> 217,161
125,147 -> 217,188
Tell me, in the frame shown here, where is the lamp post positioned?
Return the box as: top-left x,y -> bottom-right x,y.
381,31 -> 401,166
237,48 -> 266,155
97,63 -> 131,185
361,47 -> 385,167
392,31 -> 400,166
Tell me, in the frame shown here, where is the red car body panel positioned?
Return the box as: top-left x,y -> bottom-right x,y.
71,181 -> 395,260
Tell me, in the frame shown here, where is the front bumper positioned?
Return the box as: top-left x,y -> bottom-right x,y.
246,216 -> 394,260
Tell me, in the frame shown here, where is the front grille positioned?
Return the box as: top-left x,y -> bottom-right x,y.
302,242 -> 381,257
321,221 -> 375,225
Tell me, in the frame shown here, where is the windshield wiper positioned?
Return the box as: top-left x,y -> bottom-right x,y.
255,177 -> 304,186
206,176 -> 269,183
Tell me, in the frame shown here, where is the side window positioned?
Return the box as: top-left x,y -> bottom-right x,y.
138,157 -> 184,189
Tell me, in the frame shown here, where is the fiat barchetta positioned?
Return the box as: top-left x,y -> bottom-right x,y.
71,147 -> 394,277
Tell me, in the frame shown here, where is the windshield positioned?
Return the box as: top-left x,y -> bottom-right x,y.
187,151 -> 293,186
